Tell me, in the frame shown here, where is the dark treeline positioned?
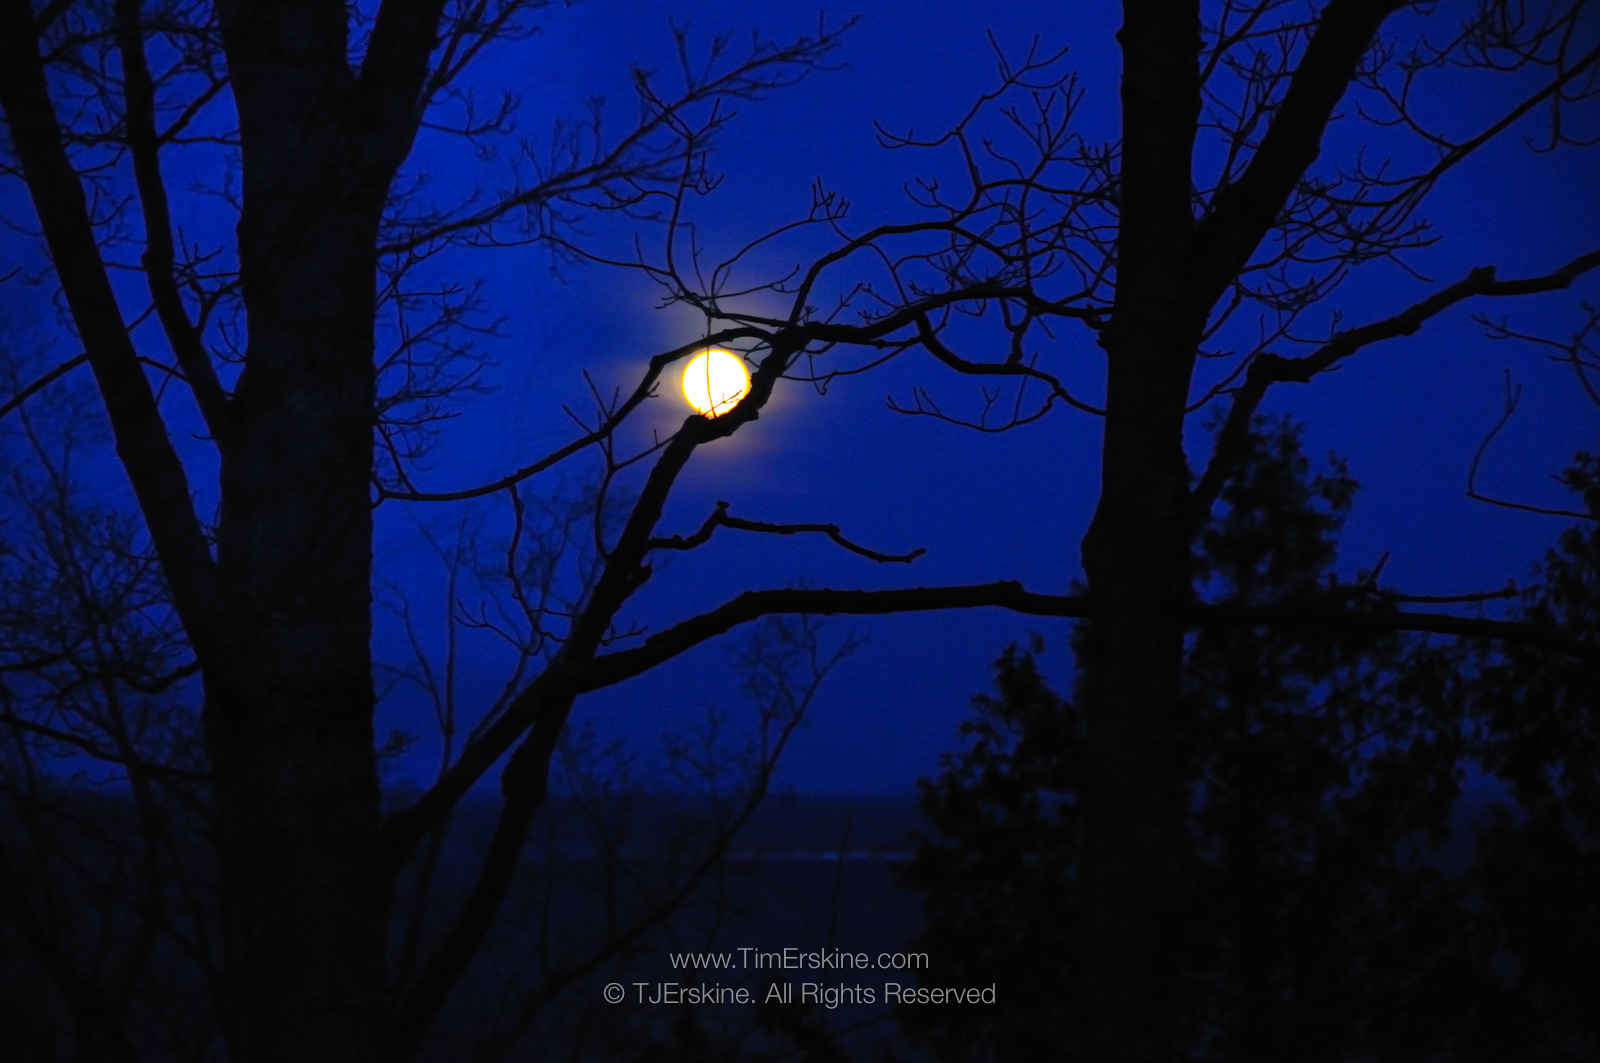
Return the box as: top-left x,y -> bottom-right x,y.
897,415 -> 1600,1062
0,777 -> 927,1060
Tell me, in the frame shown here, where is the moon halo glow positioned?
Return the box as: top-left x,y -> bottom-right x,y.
681,348 -> 750,417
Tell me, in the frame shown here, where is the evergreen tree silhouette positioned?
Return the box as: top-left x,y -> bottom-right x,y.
895,415 -> 1592,1061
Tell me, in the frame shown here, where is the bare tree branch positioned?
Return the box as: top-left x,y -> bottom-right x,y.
648,499 -> 928,564
1193,249 -> 1600,527
0,352 -> 88,422
1466,368 -> 1596,521
0,711 -> 208,783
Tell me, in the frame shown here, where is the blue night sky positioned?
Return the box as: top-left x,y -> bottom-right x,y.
3,0 -> 1596,797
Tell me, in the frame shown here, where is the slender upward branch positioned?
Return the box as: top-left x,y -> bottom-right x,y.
0,0 -> 220,659
116,0 -> 231,442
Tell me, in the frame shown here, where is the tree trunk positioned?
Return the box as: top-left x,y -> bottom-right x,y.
1074,4 -> 1203,1058
205,112 -> 389,1059
1077,423 -> 1194,1062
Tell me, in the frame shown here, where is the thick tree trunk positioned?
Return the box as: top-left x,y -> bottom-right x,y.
205,128 -> 389,1059
3,1 -> 443,1057
1077,427 -> 1193,1062
1074,4 -> 1203,1058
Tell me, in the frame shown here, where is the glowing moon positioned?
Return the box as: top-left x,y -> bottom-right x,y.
681,348 -> 751,417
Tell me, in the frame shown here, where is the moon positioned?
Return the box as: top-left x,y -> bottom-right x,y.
681,348 -> 751,417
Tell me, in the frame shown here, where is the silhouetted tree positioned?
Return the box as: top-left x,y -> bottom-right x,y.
545,4 -> 1599,1052
1447,303 -> 1600,1056
894,634 -> 1082,1063
1448,450 -> 1600,1058
896,414 -> 1581,1061
0,396 -> 855,1061
0,4 -> 863,1058
0,370 -> 216,1060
